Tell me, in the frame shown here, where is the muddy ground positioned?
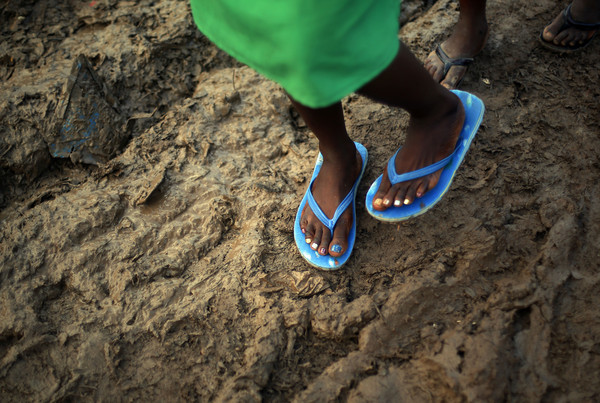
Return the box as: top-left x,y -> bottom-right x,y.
1,0 -> 599,401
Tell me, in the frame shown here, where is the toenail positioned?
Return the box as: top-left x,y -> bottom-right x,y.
319,248 -> 327,255
311,242 -> 318,249
331,244 -> 342,253
305,238 -> 312,244
301,228 -> 306,234
404,198 -> 410,205
383,199 -> 391,206
374,198 -> 382,206
394,200 -> 401,206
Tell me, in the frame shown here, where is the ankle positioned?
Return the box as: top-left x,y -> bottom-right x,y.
411,89 -> 460,120
319,140 -> 357,165
453,16 -> 489,41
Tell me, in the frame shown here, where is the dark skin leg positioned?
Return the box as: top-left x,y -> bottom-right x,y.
424,0 -> 488,89
294,42 -> 464,257
358,44 -> 465,210
291,99 -> 362,258
542,0 -> 600,46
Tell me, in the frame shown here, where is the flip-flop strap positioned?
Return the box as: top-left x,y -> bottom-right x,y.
306,177 -> 355,234
386,146 -> 458,185
435,45 -> 474,77
564,4 -> 600,30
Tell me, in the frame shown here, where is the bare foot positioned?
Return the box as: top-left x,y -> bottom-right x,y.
372,93 -> 465,210
300,145 -> 362,257
424,17 -> 488,89
541,1 -> 600,49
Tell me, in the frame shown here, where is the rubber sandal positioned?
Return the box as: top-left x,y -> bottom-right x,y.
433,44 -> 474,88
365,90 -> 484,222
294,142 -> 368,270
538,4 -> 600,53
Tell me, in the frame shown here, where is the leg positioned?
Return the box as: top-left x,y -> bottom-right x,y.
424,0 -> 488,89
290,99 -> 362,257
358,43 -> 465,210
541,0 -> 600,48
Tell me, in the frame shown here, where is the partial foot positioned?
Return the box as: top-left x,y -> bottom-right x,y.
300,144 -> 362,258
372,93 -> 465,210
541,2 -> 600,51
424,18 -> 488,89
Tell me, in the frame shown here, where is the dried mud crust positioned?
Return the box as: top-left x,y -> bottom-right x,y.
1,0 -> 600,401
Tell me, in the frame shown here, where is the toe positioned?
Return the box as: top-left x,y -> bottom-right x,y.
554,30 -> 570,45
543,24 -> 560,42
426,51 -> 445,82
329,217 -> 351,257
430,64 -> 444,83
392,184 -> 409,207
440,66 -> 466,90
300,205 -> 309,233
304,222 -> 315,244
318,229 -> 331,256
403,182 -> 420,205
329,241 -> 345,257
542,11 -> 566,43
415,181 -> 429,199
424,50 -> 435,67
425,63 -> 436,78
310,227 -> 323,251
373,172 -> 391,211
542,26 -> 554,42
383,184 -> 400,209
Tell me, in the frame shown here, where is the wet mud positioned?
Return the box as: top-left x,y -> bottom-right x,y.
1,0 -> 599,401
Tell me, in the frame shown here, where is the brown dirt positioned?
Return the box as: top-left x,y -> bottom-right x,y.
1,0 -> 600,401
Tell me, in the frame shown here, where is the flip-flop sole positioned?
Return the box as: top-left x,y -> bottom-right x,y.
538,4 -> 600,53
365,90 -> 484,222
538,31 -> 598,53
294,142 -> 368,270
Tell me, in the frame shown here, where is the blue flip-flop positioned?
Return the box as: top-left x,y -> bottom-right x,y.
294,142 -> 368,270
365,90 -> 484,222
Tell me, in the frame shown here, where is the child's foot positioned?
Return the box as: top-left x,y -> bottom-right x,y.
540,1 -> 600,51
371,93 -> 465,210
299,145 -> 362,258
424,18 -> 488,89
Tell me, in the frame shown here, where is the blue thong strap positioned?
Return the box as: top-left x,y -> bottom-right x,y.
306,177 -> 354,233
386,147 -> 458,185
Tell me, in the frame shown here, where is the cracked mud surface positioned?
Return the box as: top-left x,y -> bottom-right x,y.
1,0 -> 600,401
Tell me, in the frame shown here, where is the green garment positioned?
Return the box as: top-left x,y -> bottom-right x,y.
190,0 -> 401,108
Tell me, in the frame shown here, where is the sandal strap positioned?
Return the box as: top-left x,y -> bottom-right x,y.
386,147 -> 458,185
306,167 -> 355,234
563,3 -> 600,30
435,45 -> 474,77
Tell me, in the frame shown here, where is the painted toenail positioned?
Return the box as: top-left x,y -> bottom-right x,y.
331,244 -> 342,253
374,198 -> 382,206
383,199 -> 390,206
394,200 -> 401,206
311,242 -> 318,249
404,198 -> 410,205
301,228 -> 306,234
319,248 -> 327,255
305,238 -> 312,244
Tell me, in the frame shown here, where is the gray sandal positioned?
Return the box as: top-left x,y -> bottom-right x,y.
434,44 -> 474,88
539,4 -> 600,53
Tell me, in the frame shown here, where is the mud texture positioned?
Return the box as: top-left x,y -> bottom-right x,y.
1,0 -> 600,401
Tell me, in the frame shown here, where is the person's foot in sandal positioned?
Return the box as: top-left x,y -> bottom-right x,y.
424,0 -> 488,89
540,0 -> 600,52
